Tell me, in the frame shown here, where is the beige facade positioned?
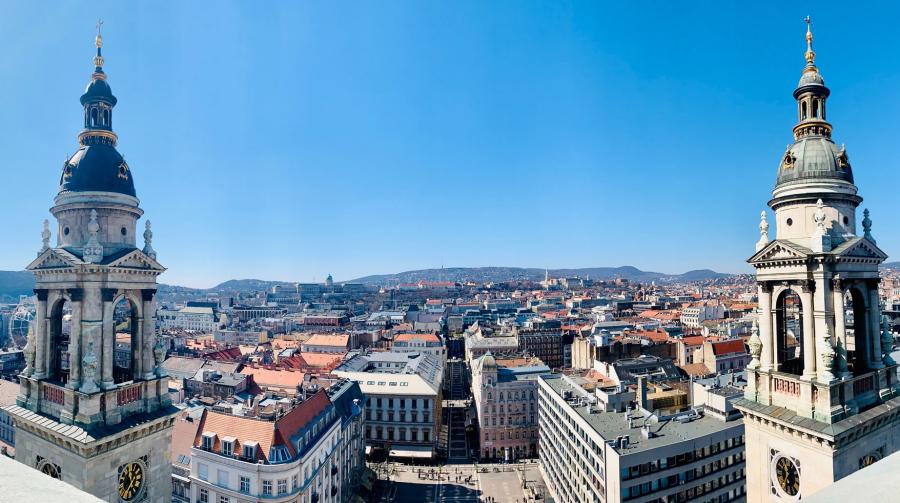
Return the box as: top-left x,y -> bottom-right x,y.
734,22 -> 900,502
2,31 -> 177,503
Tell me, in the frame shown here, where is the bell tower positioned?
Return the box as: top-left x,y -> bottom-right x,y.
736,18 -> 900,502
3,24 -> 176,503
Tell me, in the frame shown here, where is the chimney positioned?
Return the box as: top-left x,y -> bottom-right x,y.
637,376 -> 648,411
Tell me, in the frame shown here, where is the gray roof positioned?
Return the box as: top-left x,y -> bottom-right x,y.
541,375 -> 742,456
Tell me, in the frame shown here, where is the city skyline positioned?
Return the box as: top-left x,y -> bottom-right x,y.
3,2 -> 900,288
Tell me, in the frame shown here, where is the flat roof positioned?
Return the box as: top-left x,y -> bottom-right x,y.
541,374 -> 741,456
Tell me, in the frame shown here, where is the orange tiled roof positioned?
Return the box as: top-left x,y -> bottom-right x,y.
171,411 -> 201,464
394,333 -> 440,344
303,334 -> 349,347
239,366 -> 305,390
681,336 -> 705,347
193,390 -> 331,462
711,339 -> 746,356
678,363 -> 714,378
299,352 -> 343,369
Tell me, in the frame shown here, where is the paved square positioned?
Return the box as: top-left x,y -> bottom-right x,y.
374,462 -> 546,502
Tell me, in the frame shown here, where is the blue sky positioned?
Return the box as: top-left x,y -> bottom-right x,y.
2,2 -> 900,288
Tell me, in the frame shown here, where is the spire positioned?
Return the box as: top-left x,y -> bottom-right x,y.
79,21 -> 118,147
804,16 -> 816,69
792,16 -> 831,140
93,19 -> 105,76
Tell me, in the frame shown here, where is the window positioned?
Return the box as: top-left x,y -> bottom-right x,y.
423,430 -> 430,442
278,479 -> 288,495
411,399 -> 417,409
219,496 -> 230,503
217,469 -> 228,487
222,440 -> 234,456
240,476 -> 250,494
199,488 -> 209,503
201,433 -> 215,450
293,474 -> 298,490
198,463 -> 208,481
263,480 -> 272,496
242,442 -> 257,459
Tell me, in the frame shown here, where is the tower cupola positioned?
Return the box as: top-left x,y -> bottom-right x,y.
770,18 -> 860,244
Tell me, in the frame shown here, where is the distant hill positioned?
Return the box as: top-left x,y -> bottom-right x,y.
0,265 -> 764,299
0,271 -> 35,301
348,266 -> 732,286
209,279 -> 295,292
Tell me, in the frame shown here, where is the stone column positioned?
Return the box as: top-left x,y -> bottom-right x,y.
868,282 -> 884,369
32,289 -> 49,379
80,285 -> 103,391
101,288 -> 117,389
65,289 -> 84,389
132,307 -> 144,380
142,290 -> 157,380
800,283 -> 817,380
832,278 -> 849,377
759,283 -> 775,372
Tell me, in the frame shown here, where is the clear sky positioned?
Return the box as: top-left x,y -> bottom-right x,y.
2,2 -> 900,288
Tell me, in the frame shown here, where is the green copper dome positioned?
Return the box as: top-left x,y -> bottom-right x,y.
776,137 -> 853,188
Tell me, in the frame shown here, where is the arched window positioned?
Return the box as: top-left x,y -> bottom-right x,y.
801,101 -> 808,120
775,288 -> 804,375
48,297 -> 72,384
843,288 -> 871,376
90,108 -> 98,127
812,100 -> 819,118
113,296 -> 139,383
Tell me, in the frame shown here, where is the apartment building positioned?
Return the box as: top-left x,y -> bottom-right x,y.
471,352 -> 549,461
333,352 -> 442,460
189,381 -> 364,503
538,373 -> 746,503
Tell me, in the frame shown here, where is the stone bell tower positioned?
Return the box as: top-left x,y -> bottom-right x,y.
735,19 -> 900,502
3,25 -> 176,503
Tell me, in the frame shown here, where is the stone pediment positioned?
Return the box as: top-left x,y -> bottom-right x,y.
26,248 -> 83,271
832,237 -> 888,261
749,240 -> 810,264
106,249 -> 166,272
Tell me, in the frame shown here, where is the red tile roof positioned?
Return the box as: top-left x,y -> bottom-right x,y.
193,390 -> 331,463
394,333 -> 441,344
711,339 -> 747,356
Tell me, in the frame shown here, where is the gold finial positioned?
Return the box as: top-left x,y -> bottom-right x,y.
93,19 -> 105,70
95,19 -> 103,48
804,16 -> 816,66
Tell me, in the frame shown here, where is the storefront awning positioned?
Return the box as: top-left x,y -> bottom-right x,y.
388,446 -> 434,459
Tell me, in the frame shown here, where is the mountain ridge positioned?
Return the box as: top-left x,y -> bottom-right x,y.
0,265 -> 748,297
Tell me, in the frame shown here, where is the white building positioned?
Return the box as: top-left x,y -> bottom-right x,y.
189,381 -> 364,503
538,373 -> 746,503
159,306 -> 218,332
390,333 -> 446,366
333,352 -> 443,459
680,303 -> 726,328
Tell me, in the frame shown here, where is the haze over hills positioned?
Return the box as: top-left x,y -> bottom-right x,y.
347,266 -> 734,286
8,262 -> 899,297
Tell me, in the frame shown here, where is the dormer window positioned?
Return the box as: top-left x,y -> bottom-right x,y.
242,441 -> 258,460
201,431 -> 216,451
221,436 -> 236,456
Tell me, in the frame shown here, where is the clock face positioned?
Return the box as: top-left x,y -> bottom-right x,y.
117,462 -> 144,501
775,456 -> 800,496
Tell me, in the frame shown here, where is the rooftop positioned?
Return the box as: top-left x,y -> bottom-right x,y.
541,374 -> 740,456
